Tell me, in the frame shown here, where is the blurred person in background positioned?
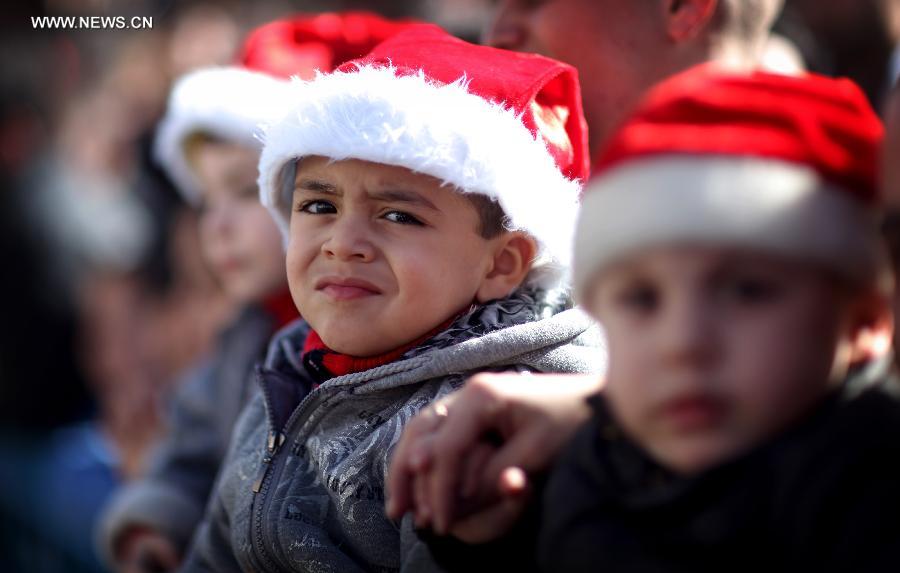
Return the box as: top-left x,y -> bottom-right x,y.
881,0 -> 900,85
880,76 -> 900,355
97,13 -> 417,573
482,0 -> 786,154
0,3 -> 240,572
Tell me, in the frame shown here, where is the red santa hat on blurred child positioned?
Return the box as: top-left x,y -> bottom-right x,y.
154,12 -> 415,203
573,66 -> 886,299
258,24 -> 590,289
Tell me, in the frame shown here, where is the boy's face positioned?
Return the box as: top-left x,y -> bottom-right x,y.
288,156 -> 505,357
586,247 -> 859,474
191,140 -> 286,304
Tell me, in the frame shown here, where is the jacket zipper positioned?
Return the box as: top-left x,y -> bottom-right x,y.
248,374 -> 335,572
248,372 -> 292,573
252,429 -> 285,493
246,349 -> 439,571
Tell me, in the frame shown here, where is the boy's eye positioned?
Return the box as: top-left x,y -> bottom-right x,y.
297,199 -> 337,214
239,185 -> 258,200
383,210 -> 424,226
722,276 -> 783,304
616,283 -> 659,314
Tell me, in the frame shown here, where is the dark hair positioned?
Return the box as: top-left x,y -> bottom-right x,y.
466,193 -> 511,239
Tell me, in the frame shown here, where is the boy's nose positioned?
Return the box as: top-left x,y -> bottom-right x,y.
201,202 -> 236,238
659,296 -> 719,370
321,218 -> 375,262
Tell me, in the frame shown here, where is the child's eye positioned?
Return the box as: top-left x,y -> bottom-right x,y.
383,210 -> 424,226
722,276 -> 783,304
616,284 -> 659,314
297,200 -> 337,214
239,185 -> 259,200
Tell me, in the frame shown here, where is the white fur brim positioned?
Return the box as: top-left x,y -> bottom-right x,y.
573,156 -> 885,298
258,65 -> 582,289
153,67 -> 297,204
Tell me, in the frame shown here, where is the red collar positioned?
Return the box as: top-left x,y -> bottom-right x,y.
301,313 -> 461,380
262,287 -> 300,330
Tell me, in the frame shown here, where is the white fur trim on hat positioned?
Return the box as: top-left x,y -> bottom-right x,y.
258,65 -> 582,289
153,67 -> 296,204
573,156 -> 886,298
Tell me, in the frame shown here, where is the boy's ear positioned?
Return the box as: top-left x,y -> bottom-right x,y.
846,289 -> 894,366
661,0 -> 718,42
475,232 -> 538,303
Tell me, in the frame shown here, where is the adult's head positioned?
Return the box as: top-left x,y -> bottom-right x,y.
484,0 -> 784,153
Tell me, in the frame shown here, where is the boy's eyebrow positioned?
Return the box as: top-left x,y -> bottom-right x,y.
293,179 -> 439,211
294,178 -> 339,194
368,189 -> 439,211
224,168 -> 257,188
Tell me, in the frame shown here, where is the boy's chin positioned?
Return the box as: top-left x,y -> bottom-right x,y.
315,330 -> 400,358
645,437 -> 745,477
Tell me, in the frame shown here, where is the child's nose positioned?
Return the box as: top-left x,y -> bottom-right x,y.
321,217 -> 375,262
201,202 -> 236,237
659,296 -> 719,370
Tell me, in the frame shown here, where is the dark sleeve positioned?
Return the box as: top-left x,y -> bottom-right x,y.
416,493 -> 543,573
538,402 -> 676,573
780,390 -> 900,573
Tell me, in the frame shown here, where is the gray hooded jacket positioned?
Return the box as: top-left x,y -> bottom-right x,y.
181,290 -> 606,573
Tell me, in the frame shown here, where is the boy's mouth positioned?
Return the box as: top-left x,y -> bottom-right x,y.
656,392 -> 728,432
315,276 -> 382,300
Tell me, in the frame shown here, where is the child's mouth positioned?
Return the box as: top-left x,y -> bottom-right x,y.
657,393 -> 728,431
315,276 -> 382,300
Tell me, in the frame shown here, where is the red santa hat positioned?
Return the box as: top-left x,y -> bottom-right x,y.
258,24 -> 589,289
573,66 -> 885,298
154,12 -> 415,203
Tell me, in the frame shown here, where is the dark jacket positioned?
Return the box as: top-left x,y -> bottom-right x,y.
539,377 -> 900,573
98,305 -> 275,563
181,289 -> 606,573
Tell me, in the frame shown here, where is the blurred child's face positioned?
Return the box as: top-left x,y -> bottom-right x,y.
881,89 -> 900,363
191,140 -> 286,303
288,156 -> 508,356
586,247 -> 862,475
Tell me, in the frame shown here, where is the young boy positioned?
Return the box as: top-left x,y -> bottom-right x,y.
542,67 -> 900,571
97,13 -> 412,572
182,24 -> 604,572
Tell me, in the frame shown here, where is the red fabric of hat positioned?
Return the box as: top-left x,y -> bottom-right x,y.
239,11 -> 418,80
338,24 -> 590,183
574,66 -> 886,296
595,65 -> 883,203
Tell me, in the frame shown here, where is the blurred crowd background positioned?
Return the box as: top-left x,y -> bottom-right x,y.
0,1 -> 897,572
